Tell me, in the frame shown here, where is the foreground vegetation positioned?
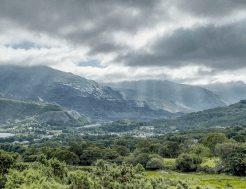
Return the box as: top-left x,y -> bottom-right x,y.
1,125 -> 246,188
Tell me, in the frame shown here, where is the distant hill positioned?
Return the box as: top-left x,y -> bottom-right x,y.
83,100 -> 246,134
0,66 -> 177,121
150,99 -> 246,131
0,98 -> 90,126
104,80 -> 226,113
203,81 -> 246,105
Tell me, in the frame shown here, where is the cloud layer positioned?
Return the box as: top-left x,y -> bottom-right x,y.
1,0 -> 246,84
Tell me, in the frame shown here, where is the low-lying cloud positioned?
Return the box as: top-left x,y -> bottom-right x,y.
0,0 -> 246,84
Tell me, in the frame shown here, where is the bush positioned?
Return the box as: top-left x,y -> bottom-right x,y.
135,163 -> 145,173
220,145 -> 246,176
133,153 -> 151,168
146,158 -> 165,170
175,154 -> 201,172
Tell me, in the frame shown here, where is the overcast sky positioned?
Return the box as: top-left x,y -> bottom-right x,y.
1,0 -> 246,85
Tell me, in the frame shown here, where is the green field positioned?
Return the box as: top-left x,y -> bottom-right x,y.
146,171 -> 246,189
201,158 -> 220,168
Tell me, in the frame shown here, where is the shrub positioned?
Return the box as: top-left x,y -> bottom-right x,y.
133,153 -> 151,168
146,158 -> 165,170
135,163 -> 145,173
175,153 -> 201,172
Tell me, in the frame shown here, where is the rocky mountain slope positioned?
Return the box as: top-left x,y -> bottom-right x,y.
104,80 -> 227,113
0,66 -> 176,121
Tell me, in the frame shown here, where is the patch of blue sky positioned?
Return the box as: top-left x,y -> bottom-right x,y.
78,59 -> 104,68
5,41 -> 49,50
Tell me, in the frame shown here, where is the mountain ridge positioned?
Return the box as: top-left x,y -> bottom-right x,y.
103,80 -> 227,113
0,66 -> 178,121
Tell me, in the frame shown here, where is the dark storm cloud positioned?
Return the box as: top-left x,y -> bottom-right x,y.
117,22 -> 246,70
1,0 -> 246,72
0,0 -> 163,54
174,0 -> 246,18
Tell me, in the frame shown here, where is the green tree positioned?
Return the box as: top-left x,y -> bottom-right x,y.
159,141 -> 180,158
80,147 -> 102,166
54,150 -> 79,165
214,142 -> 236,159
114,146 -> 130,156
146,158 -> 165,170
133,153 -> 151,168
203,133 -> 228,153
220,145 -> 246,176
175,153 -> 201,172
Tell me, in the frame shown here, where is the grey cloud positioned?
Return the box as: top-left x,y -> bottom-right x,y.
0,0 -> 163,54
117,21 -> 246,70
1,0 -> 246,73
174,0 -> 246,18
5,41 -> 49,50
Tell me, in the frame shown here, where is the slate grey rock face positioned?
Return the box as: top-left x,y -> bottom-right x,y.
0,66 -> 176,121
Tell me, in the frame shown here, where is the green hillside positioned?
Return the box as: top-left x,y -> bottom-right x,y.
150,99 -> 246,131
0,98 -> 90,127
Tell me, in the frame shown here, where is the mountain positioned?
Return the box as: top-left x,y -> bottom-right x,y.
0,66 -> 177,121
103,80 -> 227,113
0,97 -> 90,126
203,81 -> 246,105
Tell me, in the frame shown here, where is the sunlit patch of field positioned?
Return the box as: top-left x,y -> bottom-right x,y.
163,158 -> 176,169
201,157 -> 221,168
145,171 -> 246,189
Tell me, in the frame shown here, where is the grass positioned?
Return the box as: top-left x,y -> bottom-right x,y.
163,158 -> 176,169
146,171 -> 246,189
201,157 -> 220,168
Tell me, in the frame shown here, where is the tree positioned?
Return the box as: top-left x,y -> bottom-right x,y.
146,158 -> 165,170
103,148 -> 119,162
175,154 -> 201,172
189,144 -> 213,159
159,141 -> 180,158
114,146 -> 130,156
0,150 -> 18,188
133,153 -> 151,168
80,147 -> 102,166
214,142 -> 236,159
203,133 -> 228,153
220,145 -> 246,176
54,150 -> 79,165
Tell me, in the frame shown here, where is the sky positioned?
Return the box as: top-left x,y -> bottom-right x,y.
1,0 -> 246,85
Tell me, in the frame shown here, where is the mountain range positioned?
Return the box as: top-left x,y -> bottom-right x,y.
203,81 -> 246,105
0,66 -> 176,122
103,80 -> 227,113
1,65 -> 246,122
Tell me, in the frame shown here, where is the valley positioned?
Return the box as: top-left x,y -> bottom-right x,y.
1,66 -> 246,189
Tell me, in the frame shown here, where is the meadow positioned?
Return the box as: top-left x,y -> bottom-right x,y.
146,171 -> 246,189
